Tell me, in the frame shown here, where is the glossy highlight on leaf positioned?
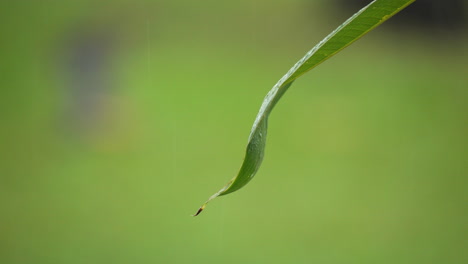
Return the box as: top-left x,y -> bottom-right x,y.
194,0 -> 415,216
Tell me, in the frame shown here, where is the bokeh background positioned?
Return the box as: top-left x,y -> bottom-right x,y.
1,0 -> 467,263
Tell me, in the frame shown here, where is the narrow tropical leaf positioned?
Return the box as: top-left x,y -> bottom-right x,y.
194,0 -> 415,216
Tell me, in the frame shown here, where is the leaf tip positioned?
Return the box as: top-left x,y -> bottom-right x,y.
192,204 -> 206,217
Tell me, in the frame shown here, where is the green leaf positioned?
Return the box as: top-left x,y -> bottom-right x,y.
194,0 -> 415,216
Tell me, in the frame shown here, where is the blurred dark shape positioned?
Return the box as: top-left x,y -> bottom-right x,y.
53,6 -> 151,150
61,24 -> 117,135
55,5 -> 146,141
338,0 -> 467,33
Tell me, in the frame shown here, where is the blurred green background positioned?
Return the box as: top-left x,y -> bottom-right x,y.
1,1 -> 467,263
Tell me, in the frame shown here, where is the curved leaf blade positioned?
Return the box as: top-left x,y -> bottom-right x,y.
194,0 -> 415,216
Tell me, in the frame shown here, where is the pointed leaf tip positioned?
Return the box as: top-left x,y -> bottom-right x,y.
193,208 -> 203,216
193,204 -> 206,216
